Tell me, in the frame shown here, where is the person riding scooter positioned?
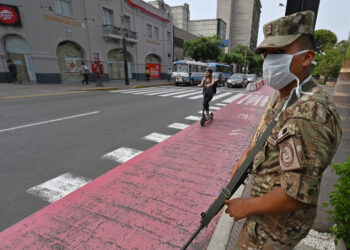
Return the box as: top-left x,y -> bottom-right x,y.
198,68 -> 215,120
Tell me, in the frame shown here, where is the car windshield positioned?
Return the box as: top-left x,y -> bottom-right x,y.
230,74 -> 243,79
247,74 -> 255,78
174,64 -> 189,73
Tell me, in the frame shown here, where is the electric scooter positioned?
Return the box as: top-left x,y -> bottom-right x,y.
200,107 -> 213,127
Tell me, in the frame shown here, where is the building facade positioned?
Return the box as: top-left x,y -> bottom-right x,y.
188,18 -> 226,40
217,0 -> 261,50
173,26 -> 197,61
0,0 -> 173,83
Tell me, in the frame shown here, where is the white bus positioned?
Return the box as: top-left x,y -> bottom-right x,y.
172,60 -> 209,86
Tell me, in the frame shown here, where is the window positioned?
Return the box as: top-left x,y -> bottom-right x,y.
123,15 -> 131,29
167,31 -> 171,41
146,24 -> 152,38
103,8 -> 113,25
54,0 -> 72,16
154,27 -> 159,40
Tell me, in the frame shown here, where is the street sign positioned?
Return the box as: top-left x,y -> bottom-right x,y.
221,39 -> 229,47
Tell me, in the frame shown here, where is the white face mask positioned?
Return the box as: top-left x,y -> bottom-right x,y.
263,50 -> 309,90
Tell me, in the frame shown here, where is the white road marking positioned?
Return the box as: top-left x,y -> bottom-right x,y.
198,106 -> 221,113
145,89 -> 181,95
253,95 -> 264,106
110,87 -> 163,93
215,103 -> 227,106
212,92 -> 232,101
260,96 -> 270,106
102,147 -> 143,163
237,94 -> 252,104
168,123 -> 189,130
0,111 -> 100,134
230,129 -> 244,136
245,95 -> 259,105
222,93 -> 246,103
173,91 -> 202,98
131,88 -> 172,95
159,89 -> 197,97
143,132 -> 171,143
188,94 -> 204,100
186,115 -> 202,121
26,173 -> 91,203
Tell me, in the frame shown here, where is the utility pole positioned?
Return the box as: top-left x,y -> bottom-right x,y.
120,0 -> 129,85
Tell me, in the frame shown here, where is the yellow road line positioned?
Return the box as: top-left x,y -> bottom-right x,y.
0,91 -> 85,100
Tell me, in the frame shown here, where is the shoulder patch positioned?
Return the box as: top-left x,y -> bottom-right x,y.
278,137 -> 302,171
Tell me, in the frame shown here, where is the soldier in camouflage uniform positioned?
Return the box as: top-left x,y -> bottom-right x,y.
224,11 -> 342,249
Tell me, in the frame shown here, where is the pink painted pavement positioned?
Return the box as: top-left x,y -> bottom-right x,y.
0,86 -> 273,249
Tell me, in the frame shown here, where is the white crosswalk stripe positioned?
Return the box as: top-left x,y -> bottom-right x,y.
260,96 -> 270,106
186,115 -> 202,121
145,89 -> 182,95
26,173 -> 91,203
143,132 -> 171,143
212,92 -> 232,101
222,93 -> 246,103
168,123 -> 189,130
102,147 -> 143,163
173,91 -> 202,98
216,103 -> 227,106
159,89 -> 198,97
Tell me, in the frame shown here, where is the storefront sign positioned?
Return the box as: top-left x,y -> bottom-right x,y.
147,63 -> 161,78
44,14 -> 83,28
0,5 -> 21,26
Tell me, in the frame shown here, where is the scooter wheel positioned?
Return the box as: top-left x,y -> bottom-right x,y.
210,113 -> 214,120
200,118 -> 205,127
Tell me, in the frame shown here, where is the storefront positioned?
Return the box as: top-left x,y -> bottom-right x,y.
145,54 -> 161,79
56,41 -> 84,82
107,49 -> 133,80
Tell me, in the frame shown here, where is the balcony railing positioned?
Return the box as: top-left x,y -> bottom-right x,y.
102,24 -> 138,41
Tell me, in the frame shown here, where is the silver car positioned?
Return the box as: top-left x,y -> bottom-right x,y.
227,74 -> 248,88
246,74 -> 257,83
212,72 -> 227,87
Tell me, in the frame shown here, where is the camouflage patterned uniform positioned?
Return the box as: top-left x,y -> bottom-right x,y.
234,11 -> 343,250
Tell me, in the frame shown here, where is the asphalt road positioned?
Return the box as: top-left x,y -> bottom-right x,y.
0,85 -> 245,231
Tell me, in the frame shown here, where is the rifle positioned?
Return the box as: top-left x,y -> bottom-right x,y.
181,81 -> 316,249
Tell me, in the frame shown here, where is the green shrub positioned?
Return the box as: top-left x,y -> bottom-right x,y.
323,155 -> 350,248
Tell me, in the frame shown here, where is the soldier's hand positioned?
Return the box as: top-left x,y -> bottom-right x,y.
224,198 -> 248,221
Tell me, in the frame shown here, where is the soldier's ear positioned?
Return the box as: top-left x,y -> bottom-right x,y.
302,50 -> 315,67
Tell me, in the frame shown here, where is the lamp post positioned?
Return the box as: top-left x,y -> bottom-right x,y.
121,0 -> 129,85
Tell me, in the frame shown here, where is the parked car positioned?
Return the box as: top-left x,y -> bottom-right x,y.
246,73 -> 257,83
226,74 -> 248,88
212,72 -> 227,87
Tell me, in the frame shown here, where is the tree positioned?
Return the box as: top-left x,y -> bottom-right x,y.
314,29 -> 338,53
314,47 -> 344,81
230,45 -> 262,73
184,36 -> 224,61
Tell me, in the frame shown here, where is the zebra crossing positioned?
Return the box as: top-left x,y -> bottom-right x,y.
110,87 -> 269,107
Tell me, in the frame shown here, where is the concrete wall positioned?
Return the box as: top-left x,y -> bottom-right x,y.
0,0 -> 173,83
217,0 -> 261,50
169,5 -> 189,31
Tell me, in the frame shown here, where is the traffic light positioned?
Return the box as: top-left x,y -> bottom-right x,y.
285,0 -> 320,24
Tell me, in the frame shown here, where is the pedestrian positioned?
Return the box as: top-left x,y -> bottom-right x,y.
223,11 -> 342,249
198,68 -> 215,119
80,62 -> 89,85
7,59 -> 21,84
92,60 -> 104,87
167,68 -> 172,81
145,67 -> 150,81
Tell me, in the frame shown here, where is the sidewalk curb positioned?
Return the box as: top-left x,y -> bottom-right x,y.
132,83 -> 174,88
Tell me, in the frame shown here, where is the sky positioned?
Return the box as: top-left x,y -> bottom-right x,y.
151,0 -> 350,44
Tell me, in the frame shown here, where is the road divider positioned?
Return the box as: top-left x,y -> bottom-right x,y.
246,79 -> 265,92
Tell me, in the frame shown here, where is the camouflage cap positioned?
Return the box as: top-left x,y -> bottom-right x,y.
255,11 -> 315,54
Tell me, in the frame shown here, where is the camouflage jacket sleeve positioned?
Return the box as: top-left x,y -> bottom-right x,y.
278,106 -> 341,205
